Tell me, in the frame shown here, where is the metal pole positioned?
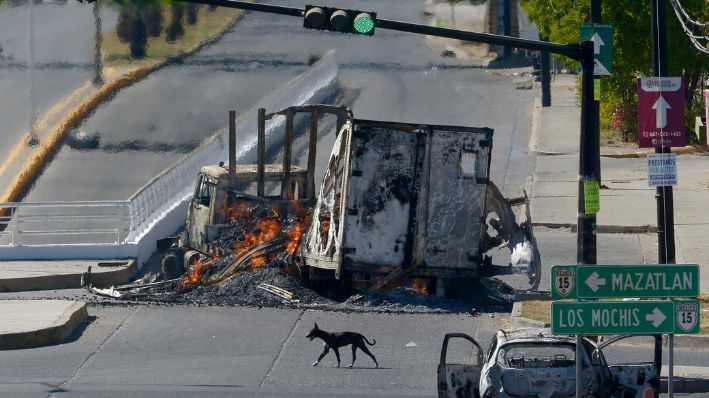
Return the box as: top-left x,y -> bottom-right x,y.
650,1 -> 674,397
576,41 -> 596,398
591,0 -> 601,184
228,110 -> 237,189
578,40 -> 597,266
540,34 -> 551,107
575,335 -> 583,398
257,108 -> 266,197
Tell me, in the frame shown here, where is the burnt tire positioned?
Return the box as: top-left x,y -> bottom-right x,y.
161,252 -> 184,280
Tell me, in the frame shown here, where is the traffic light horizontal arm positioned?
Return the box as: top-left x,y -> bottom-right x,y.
376,19 -> 581,59
177,0 -> 303,18
174,0 -> 581,59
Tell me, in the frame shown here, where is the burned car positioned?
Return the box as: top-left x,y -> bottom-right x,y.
438,329 -> 661,398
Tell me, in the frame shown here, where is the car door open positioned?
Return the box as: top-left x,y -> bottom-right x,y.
438,333 -> 484,398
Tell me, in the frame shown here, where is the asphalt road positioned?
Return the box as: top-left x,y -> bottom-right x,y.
0,304 -> 509,397
0,0 -> 118,190
24,0 -> 534,201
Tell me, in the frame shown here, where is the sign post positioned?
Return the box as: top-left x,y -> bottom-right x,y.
637,77 -> 686,148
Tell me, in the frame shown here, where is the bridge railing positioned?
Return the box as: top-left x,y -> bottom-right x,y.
0,201 -> 131,246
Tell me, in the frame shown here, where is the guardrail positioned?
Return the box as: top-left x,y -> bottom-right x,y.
0,201 -> 130,246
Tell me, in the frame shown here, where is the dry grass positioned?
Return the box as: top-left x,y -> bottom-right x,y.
522,295 -> 709,335
102,7 -> 241,67
521,299 -> 552,324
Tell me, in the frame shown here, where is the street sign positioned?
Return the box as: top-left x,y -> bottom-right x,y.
551,264 -> 700,299
580,24 -> 613,76
638,77 -> 686,148
647,153 -> 677,187
551,299 -> 700,335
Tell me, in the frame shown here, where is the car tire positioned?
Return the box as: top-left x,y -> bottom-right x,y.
161,252 -> 184,280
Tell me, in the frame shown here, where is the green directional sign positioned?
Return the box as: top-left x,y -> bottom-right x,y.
577,264 -> 699,299
551,300 -> 700,335
552,264 -> 700,299
580,24 -> 614,76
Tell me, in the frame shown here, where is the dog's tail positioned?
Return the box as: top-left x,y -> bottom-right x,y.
364,337 -> 376,346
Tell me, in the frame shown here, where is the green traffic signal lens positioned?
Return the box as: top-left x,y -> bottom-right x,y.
353,13 -> 375,35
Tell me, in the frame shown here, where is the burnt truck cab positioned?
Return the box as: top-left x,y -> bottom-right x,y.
159,163 -> 309,279
298,116 -> 541,292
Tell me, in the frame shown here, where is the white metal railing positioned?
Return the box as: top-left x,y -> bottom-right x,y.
0,201 -> 130,246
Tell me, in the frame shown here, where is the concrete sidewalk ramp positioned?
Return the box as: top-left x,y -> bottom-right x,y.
0,300 -> 88,350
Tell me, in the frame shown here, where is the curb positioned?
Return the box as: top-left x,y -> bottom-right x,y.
602,144 -> 709,159
0,10 -> 247,205
532,222 -> 658,234
0,260 -> 137,292
0,301 -> 88,350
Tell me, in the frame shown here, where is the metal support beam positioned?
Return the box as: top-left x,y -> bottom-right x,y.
281,108 -> 293,200
228,110 -> 237,189
257,108 -> 266,197
306,110 -> 318,201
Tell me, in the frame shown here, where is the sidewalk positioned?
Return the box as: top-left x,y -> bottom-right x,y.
529,74 -> 709,293
0,259 -> 136,292
0,300 -> 88,349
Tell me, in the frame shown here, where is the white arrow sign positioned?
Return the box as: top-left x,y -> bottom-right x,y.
584,271 -> 607,292
645,307 -> 667,328
652,96 -> 671,129
591,32 -> 605,55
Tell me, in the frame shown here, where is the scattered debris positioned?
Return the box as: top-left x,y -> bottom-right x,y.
257,283 -> 294,301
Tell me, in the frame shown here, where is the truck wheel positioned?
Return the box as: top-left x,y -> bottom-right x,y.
161,252 -> 184,280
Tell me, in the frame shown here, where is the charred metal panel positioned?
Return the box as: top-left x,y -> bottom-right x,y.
343,125 -> 418,266
425,130 -> 490,269
300,124 -> 351,268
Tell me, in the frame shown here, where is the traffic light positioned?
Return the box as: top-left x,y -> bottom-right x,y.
303,5 -> 376,36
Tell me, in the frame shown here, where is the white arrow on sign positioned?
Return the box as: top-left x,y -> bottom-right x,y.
591,32 -> 605,55
645,307 -> 667,328
652,96 -> 671,129
585,271 -> 607,292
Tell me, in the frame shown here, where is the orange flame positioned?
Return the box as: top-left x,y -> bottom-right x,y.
182,256 -> 217,287
410,278 -> 429,294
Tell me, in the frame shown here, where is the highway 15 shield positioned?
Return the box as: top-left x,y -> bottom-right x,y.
551,265 -> 576,299
675,301 -> 700,334
637,77 -> 686,148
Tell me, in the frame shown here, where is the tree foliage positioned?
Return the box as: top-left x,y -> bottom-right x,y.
521,0 -> 708,141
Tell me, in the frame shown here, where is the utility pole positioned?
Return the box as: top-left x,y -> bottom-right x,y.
650,1 -> 675,397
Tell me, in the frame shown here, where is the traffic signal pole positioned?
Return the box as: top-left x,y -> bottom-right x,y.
591,0 -> 602,183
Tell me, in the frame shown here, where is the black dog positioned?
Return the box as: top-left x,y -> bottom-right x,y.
305,322 -> 379,368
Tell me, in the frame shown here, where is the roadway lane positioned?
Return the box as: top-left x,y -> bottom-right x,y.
0,305 -> 508,397
25,0 -> 534,202
0,0 -> 118,190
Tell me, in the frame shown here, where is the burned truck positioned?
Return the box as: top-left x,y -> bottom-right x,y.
297,110 -> 541,293
159,105 -> 541,293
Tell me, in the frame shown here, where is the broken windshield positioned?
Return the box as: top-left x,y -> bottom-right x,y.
498,343 -> 576,369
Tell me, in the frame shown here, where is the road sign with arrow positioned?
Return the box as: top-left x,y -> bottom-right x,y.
551,264 -> 699,299
580,24 -> 613,76
638,77 -> 686,147
551,299 -> 700,335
